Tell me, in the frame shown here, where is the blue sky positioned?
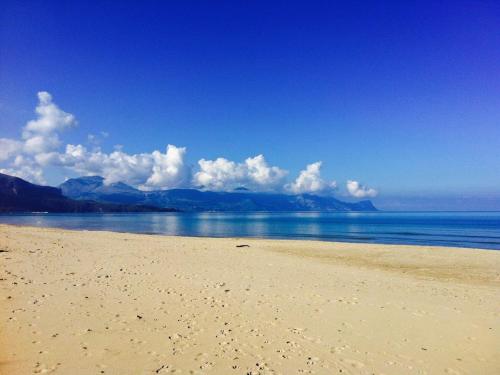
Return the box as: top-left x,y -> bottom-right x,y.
0,1 -> 499,209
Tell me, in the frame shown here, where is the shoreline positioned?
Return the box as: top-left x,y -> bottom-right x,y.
3,222 -> 499,249
0,221 -> 498,252
1,224 -> 499,374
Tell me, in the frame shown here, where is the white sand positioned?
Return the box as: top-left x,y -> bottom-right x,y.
1,224 -> 499,374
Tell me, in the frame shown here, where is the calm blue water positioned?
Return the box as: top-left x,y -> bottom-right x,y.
0,212 -> 499,250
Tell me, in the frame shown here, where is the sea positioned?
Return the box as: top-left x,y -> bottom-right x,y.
0,212 -> 500,250
0,211 -> 499,250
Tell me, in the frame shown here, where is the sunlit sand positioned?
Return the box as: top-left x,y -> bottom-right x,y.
1,225 -> 499,374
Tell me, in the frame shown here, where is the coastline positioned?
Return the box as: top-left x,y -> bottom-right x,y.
1,224 -> 499,374
1,211 -> 500,251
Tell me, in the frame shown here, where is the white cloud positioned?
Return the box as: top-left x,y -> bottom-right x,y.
2,93 -> 185,188
41,143 -> 189,189
286,161 -> 337,194
0,155 -> 45,185
0,138 -> 23,162
346,180 -> 377,198
22,91 -> 76,154
141,145 -> 190,190
195,158 -> 243,190
194,154 -> 287,191
23,134 -> 61,154
54,144 -> 155,186
245,154 -> 288,188
0,91 -> 378,199
23,92 -> 76,135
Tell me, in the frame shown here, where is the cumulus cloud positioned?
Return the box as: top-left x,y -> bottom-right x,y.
245,155 -> 288,188
54,145 -> 153,186
0,91 -> 378,198
286,162 -> 337,194
194,154 -> 287,191
0,91 -> 75,181
22,91 -> 76,154
23,92 -> 75,135
0,155 -> 45,185
0,92 -> 191,189
142,145 -> 190,190
195,158 -> 243,190
33,143 -> 189,189
346,180 -> 378,198
23,134 -> 60,154
0,138 -> 23,162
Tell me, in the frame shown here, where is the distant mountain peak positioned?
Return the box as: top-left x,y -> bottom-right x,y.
106,181 -> 138,192
59,175 -> 377,212
66,175 -> 104,184
0,173 -> 175,213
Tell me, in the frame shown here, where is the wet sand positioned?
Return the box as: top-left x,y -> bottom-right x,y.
1,224 -> 499,374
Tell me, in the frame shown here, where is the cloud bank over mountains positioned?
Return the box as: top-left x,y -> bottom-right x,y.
194,155 -> 288,192
285,161 -> 337,194
346,180 -> 378,198
0,92 -> 377,198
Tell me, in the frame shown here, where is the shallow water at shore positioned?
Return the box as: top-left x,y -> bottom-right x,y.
1,211 -> 499,250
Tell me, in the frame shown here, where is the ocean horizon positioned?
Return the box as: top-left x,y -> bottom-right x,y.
1,211 -> 499,250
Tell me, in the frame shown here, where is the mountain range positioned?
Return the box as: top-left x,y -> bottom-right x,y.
59,176 -> 377,212
0,173 -> 177,213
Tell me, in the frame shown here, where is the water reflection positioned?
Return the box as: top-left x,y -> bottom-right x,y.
0,212 -> 499,250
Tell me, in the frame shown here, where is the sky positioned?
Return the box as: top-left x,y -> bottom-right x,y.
0,1 -> 499,210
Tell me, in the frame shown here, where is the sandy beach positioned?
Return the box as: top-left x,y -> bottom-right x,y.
0,225 -> 499,375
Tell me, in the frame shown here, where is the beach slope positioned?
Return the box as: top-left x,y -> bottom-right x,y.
1,225 -> 499,374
